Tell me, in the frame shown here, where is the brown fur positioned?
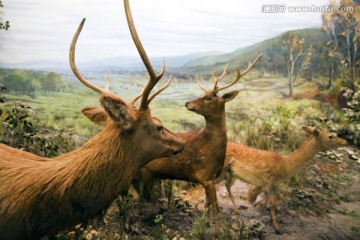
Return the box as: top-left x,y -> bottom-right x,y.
0,94 -> 184,240
222,127 -> 347,233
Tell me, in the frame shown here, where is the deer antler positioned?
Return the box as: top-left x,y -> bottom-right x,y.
124,0 -> 166,111
214,54 -> 263,93
212,65 -> 228,91
196,54 -> 262,94
130,77 -> 172,105
69,19 -> 116,97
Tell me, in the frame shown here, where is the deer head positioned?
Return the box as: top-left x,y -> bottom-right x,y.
302,126 -> 347,150
185,54 -> 263,118
69,0 -> 184,163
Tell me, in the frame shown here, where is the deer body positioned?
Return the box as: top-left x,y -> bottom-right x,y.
223,127 -> 347,233
145,114 -> 227,181
0,1 -> 184,238
0,126 -> 137,238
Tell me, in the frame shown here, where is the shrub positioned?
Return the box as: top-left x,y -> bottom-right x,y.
0,101 -> 75,157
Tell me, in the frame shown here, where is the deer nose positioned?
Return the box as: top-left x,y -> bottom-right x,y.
185,102 -> 189,107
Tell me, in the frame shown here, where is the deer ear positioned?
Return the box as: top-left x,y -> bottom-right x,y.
81,107 -> 109,126
302,126 -> 318,136
222,91 -> 239,102
100,95 -> 135,129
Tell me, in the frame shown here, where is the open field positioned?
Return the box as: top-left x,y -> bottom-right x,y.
1,74 -> 359,239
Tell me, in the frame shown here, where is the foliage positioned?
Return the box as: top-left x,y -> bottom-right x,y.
40,72 -> 68,93
0,0 -> 10,30
342,88 -> 360,122
0,69 -> 67,98
0,101 -> 75,157
227,103 -> 316,152
322,0 -> 360,91
339,88 -> 360,147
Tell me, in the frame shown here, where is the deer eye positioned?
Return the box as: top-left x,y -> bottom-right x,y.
329,135 -> 333,139
156,125 -> 164,134
204,96 -> 212,101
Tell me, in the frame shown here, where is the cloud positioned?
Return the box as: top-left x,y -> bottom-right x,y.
0,0 -> 332,64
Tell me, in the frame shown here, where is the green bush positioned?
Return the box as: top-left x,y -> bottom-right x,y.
0,101 -> 76,157
339,88 -> 360,147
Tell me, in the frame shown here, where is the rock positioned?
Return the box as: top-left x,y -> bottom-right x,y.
248,219 -> 265,232
239,205 -> 248,210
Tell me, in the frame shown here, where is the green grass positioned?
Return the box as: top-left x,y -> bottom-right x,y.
1,75 -> 345,146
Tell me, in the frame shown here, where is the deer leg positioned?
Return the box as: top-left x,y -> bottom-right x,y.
203,180 -> 219,228
224,170 -> 237,212
268,188 -> 281,234
247,185 -> 262,205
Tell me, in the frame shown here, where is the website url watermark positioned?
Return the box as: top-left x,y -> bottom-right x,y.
261,4 -> 354,13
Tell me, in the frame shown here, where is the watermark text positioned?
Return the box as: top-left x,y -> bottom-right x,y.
261,4 -> 354,13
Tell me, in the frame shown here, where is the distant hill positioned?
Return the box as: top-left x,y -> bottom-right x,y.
177,28 -> 325,77
0,52 -> 220,74
1,28 -> 328,80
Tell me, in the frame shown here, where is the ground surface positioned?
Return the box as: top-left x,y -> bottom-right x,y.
61,146 -> 360,240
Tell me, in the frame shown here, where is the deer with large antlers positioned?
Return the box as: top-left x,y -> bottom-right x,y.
0,1 -> 184,239
221,127 -> 347,233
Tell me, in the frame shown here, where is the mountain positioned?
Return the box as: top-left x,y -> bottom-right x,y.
178,28 -> 324,75
0,52 -> 220,74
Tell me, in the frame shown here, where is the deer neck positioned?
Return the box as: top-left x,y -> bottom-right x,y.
284,136 -> 321,176
204,110 -> 227,139
56,125 -> 139,199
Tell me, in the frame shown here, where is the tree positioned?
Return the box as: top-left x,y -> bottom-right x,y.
0,1 -> 10,30
3,72 -> 40,99
39,72 -> 67,93
282,32 -> 311,97
322,0 -> 360,91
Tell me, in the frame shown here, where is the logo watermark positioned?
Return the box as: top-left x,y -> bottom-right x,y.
261,4 -> 354,13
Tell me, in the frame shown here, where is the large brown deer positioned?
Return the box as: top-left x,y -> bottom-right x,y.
222,126 -> 347,233
0,1 -> 184,239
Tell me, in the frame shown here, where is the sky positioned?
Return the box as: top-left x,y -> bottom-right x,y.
0,0 -> 335,65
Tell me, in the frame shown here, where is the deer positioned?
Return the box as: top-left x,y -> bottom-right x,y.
221,126 -> 347,233
133,55 -> 263,225
82,55 -> 263,226
0,0 -> 184,239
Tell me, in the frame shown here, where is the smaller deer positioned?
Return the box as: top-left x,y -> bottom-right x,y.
223,126 -> 347,233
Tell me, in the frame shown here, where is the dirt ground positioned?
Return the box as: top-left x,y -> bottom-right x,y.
63,146 -> 360,240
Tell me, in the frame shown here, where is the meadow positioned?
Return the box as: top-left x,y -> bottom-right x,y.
1,72 -> 359,239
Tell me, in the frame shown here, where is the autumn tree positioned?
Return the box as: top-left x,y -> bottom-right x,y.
282,32 -> 312,97
322,0 -> 360,91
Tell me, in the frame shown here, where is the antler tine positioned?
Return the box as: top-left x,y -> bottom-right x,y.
215,54 -> 263,93
148,76 -> 172,103
70,18 -> 113,95
130,88 -> 144,105
124,0 -> 165,110
212,64 -> 228,90
131,76 -> 172,105
196,80 -> 208,92
104,70 -> 111,92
